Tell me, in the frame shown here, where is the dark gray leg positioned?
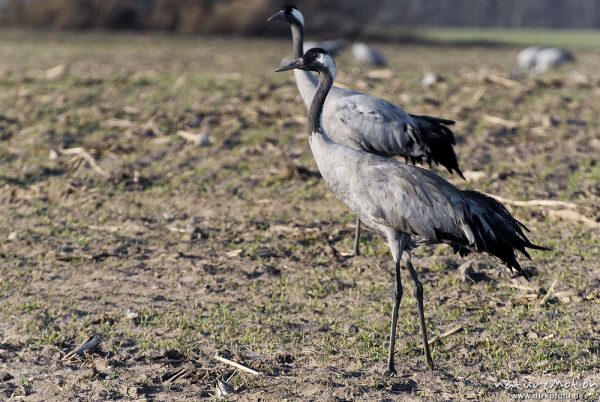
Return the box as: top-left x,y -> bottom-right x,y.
386,258 -> 402,375
353,216 -> 361,256
406,259 -> 433,370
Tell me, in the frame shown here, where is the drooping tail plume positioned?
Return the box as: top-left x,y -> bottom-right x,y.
457,191 -> 549,278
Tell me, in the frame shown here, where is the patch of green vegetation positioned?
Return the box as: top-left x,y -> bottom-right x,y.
420,28 -> 600,48
15,299 -> 45,313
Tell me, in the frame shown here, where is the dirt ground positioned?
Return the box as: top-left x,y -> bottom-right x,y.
0,32 -> 599,401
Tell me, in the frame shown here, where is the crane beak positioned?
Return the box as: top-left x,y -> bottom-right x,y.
267,10 -> 285,22
274,57 -> 304,72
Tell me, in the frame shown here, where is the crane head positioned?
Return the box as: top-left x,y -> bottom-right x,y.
267,4 -> 304,27
274,48 -> 337,79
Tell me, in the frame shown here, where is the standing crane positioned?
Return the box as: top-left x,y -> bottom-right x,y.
268,4 -> 463,257
275,48 -> 547,374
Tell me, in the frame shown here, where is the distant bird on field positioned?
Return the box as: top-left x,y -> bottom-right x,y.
304,39 -> 347,56
275,47 -> 548,374
517,46 -> 575,76
351,42 -> 387,67
421,72 -> 443,88
268,4 -> 463,257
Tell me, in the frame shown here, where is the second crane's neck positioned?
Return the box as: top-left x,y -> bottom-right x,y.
290,22 -> 304,58
308,71 -> 334,136
290,21 -> 318,109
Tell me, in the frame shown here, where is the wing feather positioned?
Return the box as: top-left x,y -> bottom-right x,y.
324,90 -> 422,157
323,88 -> 461,176
346,159 -> 468,241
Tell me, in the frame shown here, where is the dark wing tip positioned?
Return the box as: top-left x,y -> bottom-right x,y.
506,257 -> 530,280
410,114 -> 455,126
410,114 -> 463,178
462,190 -> 549,281
527,243 -> 551,251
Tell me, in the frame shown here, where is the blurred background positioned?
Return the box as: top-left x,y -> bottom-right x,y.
2,0 -> 600,38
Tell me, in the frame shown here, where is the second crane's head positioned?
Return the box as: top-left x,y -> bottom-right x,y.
267,4 -> 304,27
275,48 -> 337,79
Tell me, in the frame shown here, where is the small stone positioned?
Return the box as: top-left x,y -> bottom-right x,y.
7,232 -> 17,241
198,132 -> 213,147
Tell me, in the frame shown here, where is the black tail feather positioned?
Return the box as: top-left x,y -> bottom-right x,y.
459,191 -> 549,278
412,114 -> 456,127
410,114 -> 465,180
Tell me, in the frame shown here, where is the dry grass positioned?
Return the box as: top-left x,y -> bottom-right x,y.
0,31 -> 599,400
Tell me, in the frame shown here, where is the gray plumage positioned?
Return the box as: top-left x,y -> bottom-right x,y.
275,48 -> 547,373
351,42 -> 387,67
533,47 -> 574,74
268,5 -> 462,256
268,5 -> 460,170
517,46 -> 543,71
517,46 -> 575,75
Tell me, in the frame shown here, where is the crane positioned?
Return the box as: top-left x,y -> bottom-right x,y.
275,48 -> 548,374
268,4 -> 464,257
517,46 -> 575,76
351,42 -> 387,67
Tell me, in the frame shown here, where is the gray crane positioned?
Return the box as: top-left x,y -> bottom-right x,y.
275,48 -> 548,374
517,46 -> 575,76
351,42 -> 387,67
268,4 -> 463,257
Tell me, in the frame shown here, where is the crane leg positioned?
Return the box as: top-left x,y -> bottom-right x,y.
406,259 -> 434,370
353,216 -> 361,256
386,258 -> 403,376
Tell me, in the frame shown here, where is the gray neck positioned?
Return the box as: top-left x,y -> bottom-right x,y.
290,22 -> 304,58
308,71 -> 334,135
290,21 -> 318,109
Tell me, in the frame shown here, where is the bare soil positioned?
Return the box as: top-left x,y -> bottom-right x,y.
0,32 -> 599,401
